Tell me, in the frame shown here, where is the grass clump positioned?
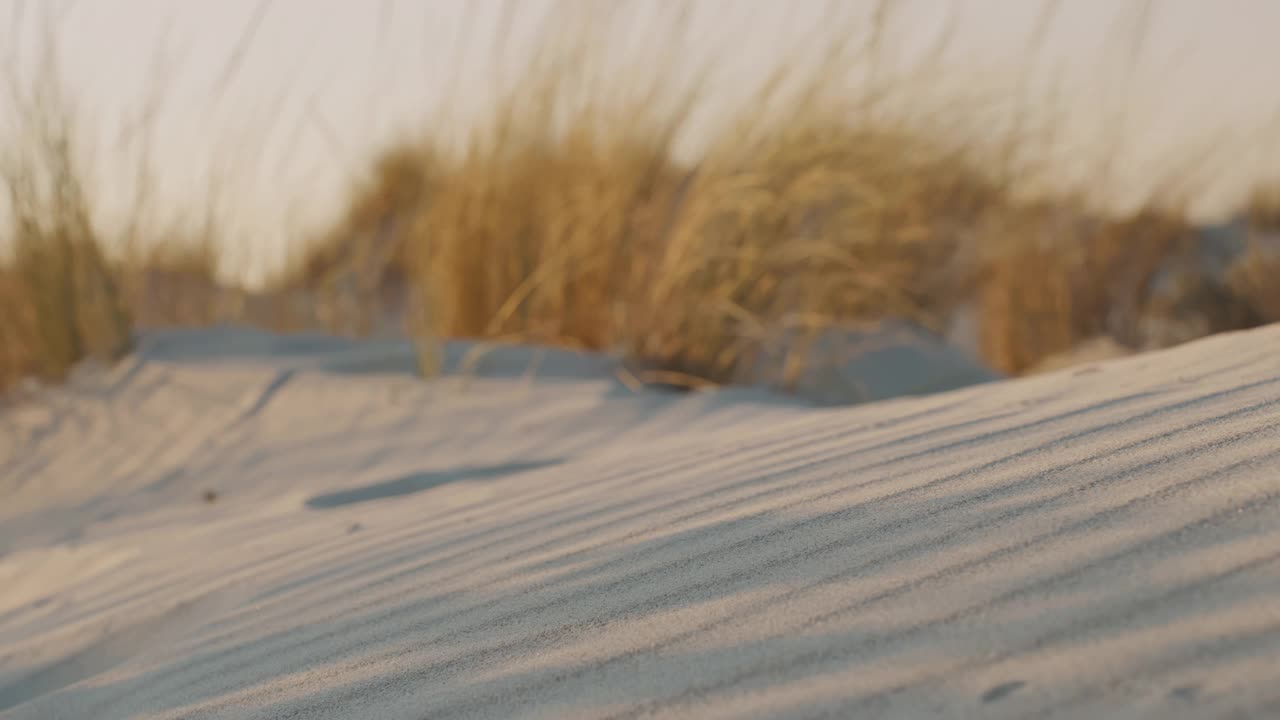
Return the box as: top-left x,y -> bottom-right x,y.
401,116 -> 995,388
624,120 -> 999,387
975,204 -> 1193,373
1225,186 -> 1280,323
297,6 -> 1013,389
0,267 -> 37,391
0,98 -> 132,394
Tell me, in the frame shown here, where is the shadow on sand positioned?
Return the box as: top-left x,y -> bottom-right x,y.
304,460 -> 563,510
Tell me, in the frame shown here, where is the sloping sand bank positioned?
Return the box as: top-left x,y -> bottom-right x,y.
2,326 -> 1278,719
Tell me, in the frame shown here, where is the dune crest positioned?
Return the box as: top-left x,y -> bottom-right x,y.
2,326 -> 1278,719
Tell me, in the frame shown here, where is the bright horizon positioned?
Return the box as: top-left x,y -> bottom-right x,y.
4,0 -> 1280,284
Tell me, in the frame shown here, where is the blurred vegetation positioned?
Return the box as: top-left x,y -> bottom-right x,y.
4,0 -> 1280,396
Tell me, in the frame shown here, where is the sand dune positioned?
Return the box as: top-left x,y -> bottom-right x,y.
1,325 -> 1278,719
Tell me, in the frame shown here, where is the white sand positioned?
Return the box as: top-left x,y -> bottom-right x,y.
1,325 -> 1278,719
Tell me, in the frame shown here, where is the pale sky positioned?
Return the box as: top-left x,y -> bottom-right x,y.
3,0 -> 1280,283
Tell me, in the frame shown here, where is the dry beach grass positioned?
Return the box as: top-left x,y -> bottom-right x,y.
2,0 -> 1279,396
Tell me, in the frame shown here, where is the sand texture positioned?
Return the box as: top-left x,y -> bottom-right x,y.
1,326 -> 1278,719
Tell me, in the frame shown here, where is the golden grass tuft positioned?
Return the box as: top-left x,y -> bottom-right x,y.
0,267 -> 38,392
1228,246 -> 1280,324
0,225 -> 133,392
0,140 -> 133,393
0,25 -> 133,394
1244,185 -> 1280,232
398,117 -> 996,385
976,204 -> 1192,373
1225,185 -> 1280,323
366,6 -> 1012,387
